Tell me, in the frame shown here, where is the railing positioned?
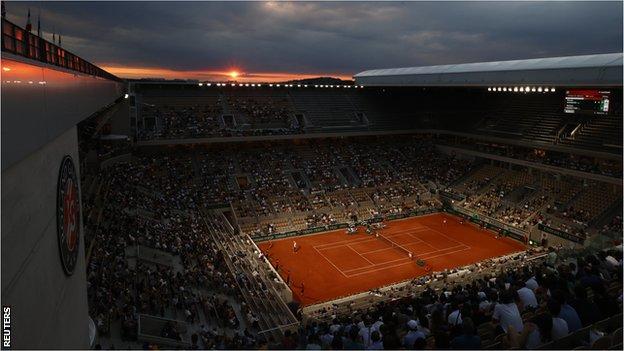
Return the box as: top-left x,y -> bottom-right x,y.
1,18 -> 121,81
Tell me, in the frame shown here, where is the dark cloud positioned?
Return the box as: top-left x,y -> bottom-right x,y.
5,1 -> 622,79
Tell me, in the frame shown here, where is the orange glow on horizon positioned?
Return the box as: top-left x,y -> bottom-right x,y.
99,64 -> 353,82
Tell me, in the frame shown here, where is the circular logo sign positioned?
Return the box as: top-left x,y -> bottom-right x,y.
56,155 -> 81,276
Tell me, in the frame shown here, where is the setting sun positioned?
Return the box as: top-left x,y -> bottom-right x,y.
229,70 -> 240,79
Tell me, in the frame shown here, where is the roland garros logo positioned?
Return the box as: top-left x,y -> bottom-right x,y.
57,156 -> 80,276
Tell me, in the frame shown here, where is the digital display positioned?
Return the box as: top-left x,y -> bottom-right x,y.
564,89 -> 610,115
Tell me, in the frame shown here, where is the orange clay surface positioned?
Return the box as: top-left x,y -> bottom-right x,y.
257,213 -> 526,306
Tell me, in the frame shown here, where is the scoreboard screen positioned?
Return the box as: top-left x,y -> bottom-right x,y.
564,89 -> 610,115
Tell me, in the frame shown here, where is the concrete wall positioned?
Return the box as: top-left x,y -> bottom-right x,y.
1,125 -> 88,348
0,53 -> 121,349
1,54 -> 125,170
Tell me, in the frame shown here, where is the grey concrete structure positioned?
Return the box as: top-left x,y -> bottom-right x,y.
1,127 -> 88,349
1,53 -> 124,170
354,53 -> 623,87
1,53 -> 124,348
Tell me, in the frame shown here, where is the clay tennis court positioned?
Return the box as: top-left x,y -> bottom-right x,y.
257,213 -> 526,306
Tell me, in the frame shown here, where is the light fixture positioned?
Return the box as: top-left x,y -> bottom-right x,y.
513,87 -> 518,92
124,93 -> 129,99
525,86 -> 530,92
198,83 -> 203,87
487,87 -> 492,91
551,87 -> 556,92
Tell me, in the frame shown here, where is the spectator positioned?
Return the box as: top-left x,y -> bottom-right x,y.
492,290 -> 524,334
403,320 -> 426,348
450,317 -> 481,349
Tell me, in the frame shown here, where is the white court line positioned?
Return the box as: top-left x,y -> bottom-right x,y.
355,235 -> 425,255
314,246 -> 348,278
418,246 -> 472,261
406,232 -> 438,250
341,244 -> 466,274
377,227 -> 430,236
314,228 -> 429,251
343,256 -> 412,274
313,235 -> 376,249
311,217 -> 475,278
422,224 -> 468,248
344,246 -> 472,278
346,244 -> 375,265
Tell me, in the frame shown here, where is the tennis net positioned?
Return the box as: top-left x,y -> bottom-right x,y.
375,233 -> 413,259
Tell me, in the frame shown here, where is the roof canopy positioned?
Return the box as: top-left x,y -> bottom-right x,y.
354,53 -> 623,87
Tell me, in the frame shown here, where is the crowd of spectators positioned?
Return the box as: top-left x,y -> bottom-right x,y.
296,246 -> 622,350
139,101 -> 224,139
81,131 -> 622,349
601,215 -> 623,236
226,96 -> 293,127
137,94 -> 305,140
449,162 -> 621,240
191,138 -> 473,237
85,157 -> 250,348
437,137 -> 622,178
88,135 -> 619,242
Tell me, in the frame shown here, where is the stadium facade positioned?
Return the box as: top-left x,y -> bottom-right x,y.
1,18 -> 124,348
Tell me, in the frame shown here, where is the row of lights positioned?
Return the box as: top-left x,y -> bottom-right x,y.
3,80 -> 47,85
488,86 -> 556,93
198,82 -> 364,89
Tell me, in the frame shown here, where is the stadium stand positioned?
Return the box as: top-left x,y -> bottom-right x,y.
80,76 -> 622,349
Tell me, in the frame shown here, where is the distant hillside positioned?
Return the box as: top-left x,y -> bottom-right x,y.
281,77 -> 354,85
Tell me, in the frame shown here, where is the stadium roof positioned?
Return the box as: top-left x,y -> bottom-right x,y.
354,53 -> 623,87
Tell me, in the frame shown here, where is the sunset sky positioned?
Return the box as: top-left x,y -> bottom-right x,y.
5,1 -> 623,82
